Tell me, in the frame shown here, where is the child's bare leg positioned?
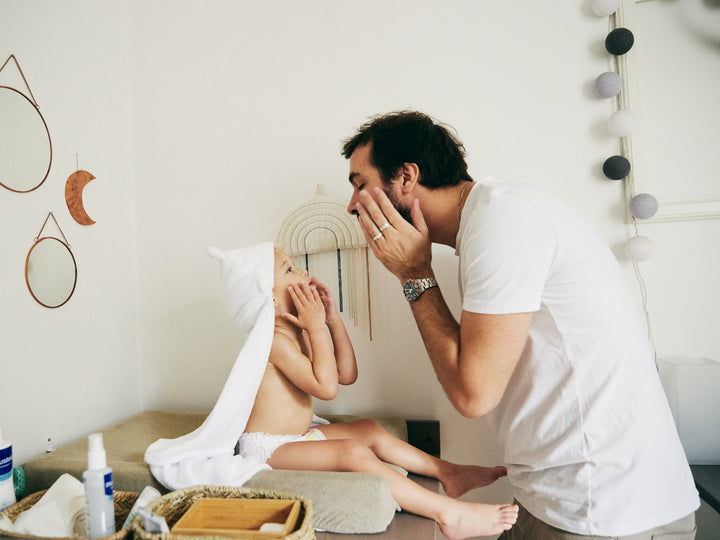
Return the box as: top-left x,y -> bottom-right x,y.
269,439 -> 518,539
317,419 -> 507,498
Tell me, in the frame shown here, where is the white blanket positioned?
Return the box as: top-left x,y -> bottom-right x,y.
145,242 -> 275,490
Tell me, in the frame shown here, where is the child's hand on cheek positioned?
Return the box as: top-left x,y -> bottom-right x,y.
282,282 -> 327,332
310,278 -> 340,323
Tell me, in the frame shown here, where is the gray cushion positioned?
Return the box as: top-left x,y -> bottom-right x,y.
246,470 -> 398,534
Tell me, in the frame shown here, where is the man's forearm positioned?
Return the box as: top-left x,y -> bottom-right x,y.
407,285 -> 464,403
411,288 -> 534,417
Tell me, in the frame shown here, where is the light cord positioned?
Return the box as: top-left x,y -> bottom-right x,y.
611,7 -> 658,367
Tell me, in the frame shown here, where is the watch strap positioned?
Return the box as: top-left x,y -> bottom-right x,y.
416,278 -> 437,290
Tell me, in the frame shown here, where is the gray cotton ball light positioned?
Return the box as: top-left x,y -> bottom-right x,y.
629,193 -> 659,219
594,72 -> 622,98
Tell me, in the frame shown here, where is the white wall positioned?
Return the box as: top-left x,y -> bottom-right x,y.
2,1 -> 719,535
0,1 -> 141,465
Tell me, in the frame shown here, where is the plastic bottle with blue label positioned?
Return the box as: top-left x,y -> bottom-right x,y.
83,433 -> 115,537
0,427 -> 16,510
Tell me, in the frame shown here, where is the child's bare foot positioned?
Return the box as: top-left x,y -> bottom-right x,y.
438,501 -> 518,540
442,464 -> 507,499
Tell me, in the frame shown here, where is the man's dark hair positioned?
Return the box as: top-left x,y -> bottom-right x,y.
341,110 -> 473,189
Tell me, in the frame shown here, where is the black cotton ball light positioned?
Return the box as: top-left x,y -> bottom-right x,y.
603,155 -> 631,180
605,28 -> 634,55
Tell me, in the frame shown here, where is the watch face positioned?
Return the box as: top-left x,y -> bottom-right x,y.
403,279 -> 421,301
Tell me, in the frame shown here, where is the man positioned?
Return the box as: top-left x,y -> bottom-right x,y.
341,110 -> 699,539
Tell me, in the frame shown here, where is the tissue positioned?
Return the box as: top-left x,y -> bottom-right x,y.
11,473 -> 85,537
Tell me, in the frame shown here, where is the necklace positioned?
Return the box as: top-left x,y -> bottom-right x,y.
457,182 -> 471,224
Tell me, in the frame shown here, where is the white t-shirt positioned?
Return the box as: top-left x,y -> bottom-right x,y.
456,178 -> 699,536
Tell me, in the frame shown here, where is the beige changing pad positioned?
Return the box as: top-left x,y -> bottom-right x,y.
21,410 -> 410,534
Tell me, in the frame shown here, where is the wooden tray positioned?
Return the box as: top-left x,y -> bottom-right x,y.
171,498 -> 302,538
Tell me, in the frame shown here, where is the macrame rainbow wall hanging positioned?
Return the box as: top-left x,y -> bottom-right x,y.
275,185 -> 373,340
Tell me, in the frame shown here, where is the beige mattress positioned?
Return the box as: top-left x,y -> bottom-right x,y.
21,410 -> 409,534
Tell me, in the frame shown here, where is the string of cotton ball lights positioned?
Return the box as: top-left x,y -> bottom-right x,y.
592,0 -> 659,262
593,0 -> 658,361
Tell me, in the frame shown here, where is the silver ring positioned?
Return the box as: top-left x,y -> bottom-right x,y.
379,222 -> 390,232
372,232 -> 383,241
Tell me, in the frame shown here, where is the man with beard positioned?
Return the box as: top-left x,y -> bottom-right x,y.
341,110 -> 698,540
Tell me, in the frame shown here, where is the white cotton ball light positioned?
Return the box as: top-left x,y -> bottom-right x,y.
624,235 -> 654,261
592,0 -> 621,16
608,110 -> 637,137
594,72 -> 622,98
629,193 -> 659,219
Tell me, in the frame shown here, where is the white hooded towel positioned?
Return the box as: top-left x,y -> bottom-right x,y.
144,242 -> 275,490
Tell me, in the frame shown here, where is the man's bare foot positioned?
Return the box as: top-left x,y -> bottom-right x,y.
442,464 -> 507,499
438,501 -> 518,540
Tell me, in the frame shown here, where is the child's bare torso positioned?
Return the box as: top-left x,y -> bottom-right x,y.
244,330 -> 315,436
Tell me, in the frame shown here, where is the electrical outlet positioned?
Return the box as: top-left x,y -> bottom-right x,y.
407,420 -> 441,457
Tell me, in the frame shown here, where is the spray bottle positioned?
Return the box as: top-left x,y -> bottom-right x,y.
83,433 -> 115,537
0,428 -> 15,510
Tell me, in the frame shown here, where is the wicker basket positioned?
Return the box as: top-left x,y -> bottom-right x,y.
0,490 -> 139,540
132,485 -> 315,540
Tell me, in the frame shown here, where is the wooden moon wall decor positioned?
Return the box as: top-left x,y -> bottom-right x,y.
275,185 -> 373,339
65,169 -> 96,225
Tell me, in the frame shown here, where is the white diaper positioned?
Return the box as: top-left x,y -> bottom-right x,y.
237,428 -> 327,464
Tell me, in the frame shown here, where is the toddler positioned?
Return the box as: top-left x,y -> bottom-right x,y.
238,248 -> 518,539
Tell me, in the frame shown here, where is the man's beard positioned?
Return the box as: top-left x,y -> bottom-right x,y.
383,185 -> 413,224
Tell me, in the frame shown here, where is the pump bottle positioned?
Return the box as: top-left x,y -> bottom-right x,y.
0,428 -> 15,510
83,433 -> 115,537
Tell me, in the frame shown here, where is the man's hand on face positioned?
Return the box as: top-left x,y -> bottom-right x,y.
354,188 -> 433,282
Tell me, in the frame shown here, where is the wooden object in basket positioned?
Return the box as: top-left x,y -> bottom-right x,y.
171,498 -> 302,538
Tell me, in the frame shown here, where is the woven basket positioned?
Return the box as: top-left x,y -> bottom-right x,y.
0,490 -> 139,540
132,485 -> 315,540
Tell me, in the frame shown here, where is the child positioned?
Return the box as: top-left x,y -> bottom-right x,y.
238,248 -> 518,539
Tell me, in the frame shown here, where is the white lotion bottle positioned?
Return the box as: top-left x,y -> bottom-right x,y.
0,428 -> 16,510
83,433 -> 115,538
